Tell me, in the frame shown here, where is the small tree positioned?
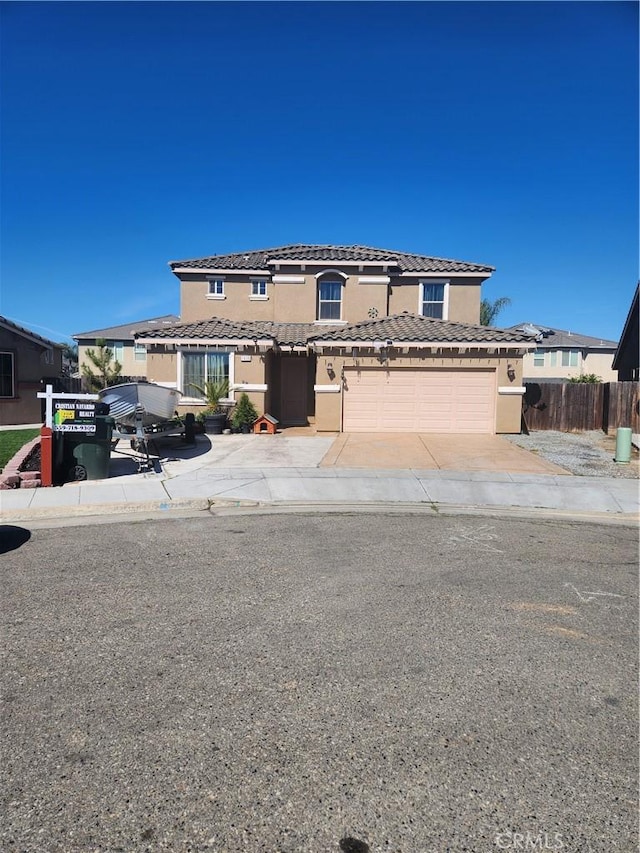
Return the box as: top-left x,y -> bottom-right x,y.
81,338 -> 123,391
231,392 -> 259,429
480,297 -> 511,326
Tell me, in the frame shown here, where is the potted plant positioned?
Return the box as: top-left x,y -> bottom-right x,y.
189,379 -> 230,434
231,392 -> 259,434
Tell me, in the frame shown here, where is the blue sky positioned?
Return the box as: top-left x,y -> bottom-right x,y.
1,1 -> 637,343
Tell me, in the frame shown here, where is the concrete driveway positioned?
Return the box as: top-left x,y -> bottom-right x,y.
113,430 -> 569,480
320,432 -> 570,474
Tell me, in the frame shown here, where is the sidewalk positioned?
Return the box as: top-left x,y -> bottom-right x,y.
1,433 -> 638,523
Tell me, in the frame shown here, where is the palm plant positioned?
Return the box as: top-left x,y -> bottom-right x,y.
480,297 -> 511,326
189,378 -> 229,413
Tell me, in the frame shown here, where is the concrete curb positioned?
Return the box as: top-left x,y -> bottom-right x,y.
207,499 -> 640,526
0,497 -> 211,523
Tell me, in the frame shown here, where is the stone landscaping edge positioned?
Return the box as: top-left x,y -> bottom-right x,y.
0,436 -> 41,490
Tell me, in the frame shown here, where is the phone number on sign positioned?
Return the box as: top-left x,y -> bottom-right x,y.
53,424 -> 97,433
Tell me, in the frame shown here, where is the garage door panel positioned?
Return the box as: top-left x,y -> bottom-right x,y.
343,369 -> 496,433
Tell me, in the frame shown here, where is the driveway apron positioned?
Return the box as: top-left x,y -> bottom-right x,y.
320,433 -> 570,475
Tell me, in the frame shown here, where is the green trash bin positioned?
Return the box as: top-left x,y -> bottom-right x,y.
61,415 -> 115,482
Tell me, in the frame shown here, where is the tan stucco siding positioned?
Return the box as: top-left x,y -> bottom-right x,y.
180,274 -> 277,323
272,277 -> 316,322
178,270 -> 485,325
146,349 -> 176,385
448,283 -> 481,324
313,351 -> 524,433
388,280 -> 481,323
78,341 -> 147,379
522,349 -> 617,383
233,352 -> 267,415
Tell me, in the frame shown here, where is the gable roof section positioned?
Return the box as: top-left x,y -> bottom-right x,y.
135,314 -> 534,348
0,316 -> 63,349
73,314 -> 180,341
169,244 -> 494,274
504,323 -> 618,349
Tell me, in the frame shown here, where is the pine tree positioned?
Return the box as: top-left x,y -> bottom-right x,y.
81,338 -> 123,391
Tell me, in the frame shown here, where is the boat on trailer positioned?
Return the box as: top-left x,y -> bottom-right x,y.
99,382 -> 183,471
99,382 -> 181,429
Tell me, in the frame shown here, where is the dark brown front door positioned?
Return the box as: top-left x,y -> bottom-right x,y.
280,356 -> 308,425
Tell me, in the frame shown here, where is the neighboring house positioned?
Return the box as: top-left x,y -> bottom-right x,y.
503,323 -> 618,383
73,315 -> 179,384
135,244 -> 536,434
612,284 -> 639,382
0,316 -> 64,426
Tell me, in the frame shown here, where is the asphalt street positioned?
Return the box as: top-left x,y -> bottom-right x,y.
1,514 -> 637,853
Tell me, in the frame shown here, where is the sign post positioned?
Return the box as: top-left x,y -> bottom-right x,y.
36,385 -> 100,487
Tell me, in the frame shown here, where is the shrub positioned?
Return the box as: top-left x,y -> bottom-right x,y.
231,393 -> 259,428
568,373 -> 602,383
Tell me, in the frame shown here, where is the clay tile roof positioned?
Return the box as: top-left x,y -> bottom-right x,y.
134,317 -> 268,341
252,322 -> 344,347
309,314 -> 536,344
169,244 -> 494,274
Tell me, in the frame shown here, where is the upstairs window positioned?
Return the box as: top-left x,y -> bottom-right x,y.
208,278 -> 225,298
318,281 -> 342,321
0,352 -> 14,397
251,279 -> 267,298
561,350 -> 579,367
134,342 -> 147,361
111,341 -> 124,364
533,349 -> 545,367
421,282 -> 446,319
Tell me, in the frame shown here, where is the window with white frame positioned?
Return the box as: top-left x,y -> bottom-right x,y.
549,351 -> 557,367
181,351 -> 230,398
207,278 -> 225,298
420,282 -> 446,319
251,279 -> 267,298
0,352 -> 14,397
134,342 -> 147,361
533,349 -> 545,367
111,341 -> 124,364
561,349 -> 579,367
317,280 -> 342,320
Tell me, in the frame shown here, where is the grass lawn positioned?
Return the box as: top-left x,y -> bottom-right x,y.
0,428 -> 40,471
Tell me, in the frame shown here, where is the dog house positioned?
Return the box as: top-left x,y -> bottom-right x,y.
253,414 -> 279,435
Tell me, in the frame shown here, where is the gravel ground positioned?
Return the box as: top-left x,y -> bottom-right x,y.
504,430 -> 639,478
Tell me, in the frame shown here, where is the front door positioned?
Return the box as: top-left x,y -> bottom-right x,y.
279,356 -> 308,425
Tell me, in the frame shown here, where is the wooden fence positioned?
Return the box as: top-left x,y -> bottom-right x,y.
522,381 -> 639,434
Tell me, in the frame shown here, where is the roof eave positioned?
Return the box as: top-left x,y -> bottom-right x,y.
138,337 -> 274,346
309,339 -> 535,350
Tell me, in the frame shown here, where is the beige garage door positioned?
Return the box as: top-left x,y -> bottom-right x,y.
343,369 -> 496,433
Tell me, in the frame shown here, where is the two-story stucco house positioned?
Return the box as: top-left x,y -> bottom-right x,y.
136,244 -> 536,434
